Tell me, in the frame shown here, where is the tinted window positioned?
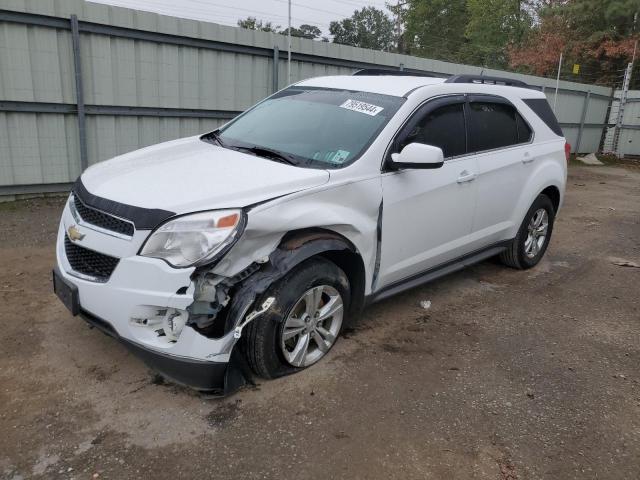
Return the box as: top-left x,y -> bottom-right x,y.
516,112 -> 532,143
401,103 -> 467,158
469,102 -> 521,151
523,98 -> 563,136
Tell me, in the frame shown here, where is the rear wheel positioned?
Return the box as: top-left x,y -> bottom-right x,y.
244,258 -> 350,379
500,194 -> 555,269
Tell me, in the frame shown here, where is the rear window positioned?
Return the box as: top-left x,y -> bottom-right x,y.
523,98 -> 563,136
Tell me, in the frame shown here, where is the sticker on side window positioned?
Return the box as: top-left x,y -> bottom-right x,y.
340,99 -> 384,116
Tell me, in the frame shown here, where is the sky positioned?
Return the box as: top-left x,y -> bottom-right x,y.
89,0 -> 393,36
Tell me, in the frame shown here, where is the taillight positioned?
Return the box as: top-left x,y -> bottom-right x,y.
564,142 -> 571,162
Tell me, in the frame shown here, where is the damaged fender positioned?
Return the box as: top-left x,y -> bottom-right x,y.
186,176 -> 382,361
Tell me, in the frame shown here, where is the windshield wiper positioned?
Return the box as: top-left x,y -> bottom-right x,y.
203,130 -> 227,148
236,146 -> 299,165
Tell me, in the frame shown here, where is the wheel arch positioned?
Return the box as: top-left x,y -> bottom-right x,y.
510,159 -> 565,238
540,185 -> 561,213
279,228 -> 366,319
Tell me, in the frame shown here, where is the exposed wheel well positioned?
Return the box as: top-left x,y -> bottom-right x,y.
279,228 -> 366,320
540,186 -> 560,213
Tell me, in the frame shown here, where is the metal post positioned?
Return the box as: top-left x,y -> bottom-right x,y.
575,91 -> 591,154
70,14 -> 88,171
287,0 -> 291,84
399,63 -> 404,71
272,46 -> 279,92
553,52 -> 563,113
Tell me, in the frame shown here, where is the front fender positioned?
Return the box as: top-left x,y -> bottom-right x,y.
211,177 -> 382,294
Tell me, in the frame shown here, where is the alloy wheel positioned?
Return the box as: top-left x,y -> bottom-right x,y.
524,208 -> 549,258
280,285 -> 343,367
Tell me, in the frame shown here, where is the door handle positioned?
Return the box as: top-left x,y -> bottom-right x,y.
457,171 -> 477,183
522,152 -> 535,164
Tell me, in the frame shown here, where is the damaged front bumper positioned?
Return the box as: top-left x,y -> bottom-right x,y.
78,306 -> 240,392
53,260 -> 252,393
54,206 -> 260,393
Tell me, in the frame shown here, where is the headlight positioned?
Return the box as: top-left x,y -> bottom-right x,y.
140,209 -> 244,267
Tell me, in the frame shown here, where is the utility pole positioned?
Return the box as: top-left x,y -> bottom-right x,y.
396,1 -> 401,48
287,0 -> 292,84
553,52 -> 563,113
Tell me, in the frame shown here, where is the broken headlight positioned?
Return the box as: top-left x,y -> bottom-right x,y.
140,209 -> 244,267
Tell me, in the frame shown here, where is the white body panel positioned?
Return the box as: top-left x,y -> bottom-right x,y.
55,75 -> 567,366
377,157 -> 477,288
81,136 -> 330,213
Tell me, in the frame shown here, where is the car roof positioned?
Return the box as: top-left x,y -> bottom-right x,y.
296,75 -> 446,97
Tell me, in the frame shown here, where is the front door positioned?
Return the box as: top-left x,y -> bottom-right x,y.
377,96 -> 478,290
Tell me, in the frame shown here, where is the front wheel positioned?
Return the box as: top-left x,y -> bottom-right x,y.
243,258 -> 350,379
500,194 -> 556,269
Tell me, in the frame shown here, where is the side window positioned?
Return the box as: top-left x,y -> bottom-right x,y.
400,103 -> 467,158
468,102 -> 522,151
516,112 -> 533,143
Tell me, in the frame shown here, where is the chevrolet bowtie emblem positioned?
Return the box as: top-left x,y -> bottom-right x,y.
67,225 -> 85,241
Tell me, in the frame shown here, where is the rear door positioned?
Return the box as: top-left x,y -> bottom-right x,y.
465,96 -> 534,248
377,96 -> 478,289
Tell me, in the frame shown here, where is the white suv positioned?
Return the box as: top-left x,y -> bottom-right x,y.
53,72 -> 568,394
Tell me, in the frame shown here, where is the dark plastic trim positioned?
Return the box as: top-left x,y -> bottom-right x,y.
366,240 -> 512,304
446,74 -> 538,90
73,178 -> 175,230
78,308 -> 236,393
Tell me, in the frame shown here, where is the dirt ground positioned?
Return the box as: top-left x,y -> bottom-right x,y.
1,164 -> 639,480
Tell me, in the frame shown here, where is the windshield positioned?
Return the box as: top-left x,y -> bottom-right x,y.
212,87 -> 405,168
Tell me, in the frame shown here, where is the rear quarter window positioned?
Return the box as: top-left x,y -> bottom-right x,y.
516,112 -> 533,143
523,98 -> 563,137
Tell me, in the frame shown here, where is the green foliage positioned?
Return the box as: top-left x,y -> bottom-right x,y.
397,0 -> 469,60
282,24 -> 322,40
397,0 -> 532,67
237,0 -> 639,85
237,18 -> 322,40
329,7 -> 395,51
237,16 -> 280,33
462,0 -> 533,67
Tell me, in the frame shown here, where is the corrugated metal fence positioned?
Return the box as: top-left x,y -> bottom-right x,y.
0,0 -> 615,196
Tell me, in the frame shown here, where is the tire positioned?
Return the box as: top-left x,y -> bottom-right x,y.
243,257 -> 351,379
500,194 -> 556,270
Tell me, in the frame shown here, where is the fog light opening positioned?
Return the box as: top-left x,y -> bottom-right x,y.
162,308 -> 188,342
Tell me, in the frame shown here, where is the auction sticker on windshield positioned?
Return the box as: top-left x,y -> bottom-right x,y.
340,99 -> 384,116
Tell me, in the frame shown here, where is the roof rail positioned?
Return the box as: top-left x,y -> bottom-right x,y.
353,68 -> 436,78
445,74 -> 536,89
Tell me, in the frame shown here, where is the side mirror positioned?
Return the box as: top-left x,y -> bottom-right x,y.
390,143 -> 444,170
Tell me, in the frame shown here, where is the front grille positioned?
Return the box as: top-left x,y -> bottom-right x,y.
64,236 -> 120,282
73,195 -> 135,237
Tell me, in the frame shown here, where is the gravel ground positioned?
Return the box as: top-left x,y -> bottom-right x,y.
1,164 -> 639,480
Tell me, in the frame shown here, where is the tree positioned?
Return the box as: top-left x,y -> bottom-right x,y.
396,0 -> 469,61
282,24 -> 322,40
509,0 -> 640,85
461,0 -> 534,68
329,7 -> 395,51
237,16 -> 280,33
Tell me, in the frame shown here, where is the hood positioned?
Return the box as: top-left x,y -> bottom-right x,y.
80,136 -> 330,213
